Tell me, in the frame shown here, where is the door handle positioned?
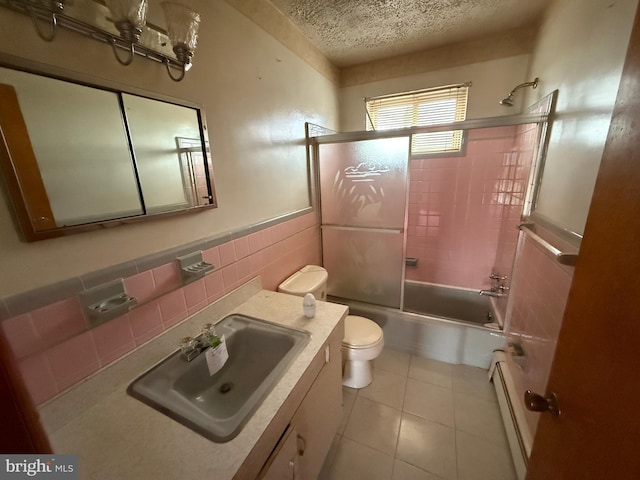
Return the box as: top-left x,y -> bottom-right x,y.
524,390 -> 561,416
297,434 -> 306,456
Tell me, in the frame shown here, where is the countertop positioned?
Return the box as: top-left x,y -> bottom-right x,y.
39,278 -> 348,479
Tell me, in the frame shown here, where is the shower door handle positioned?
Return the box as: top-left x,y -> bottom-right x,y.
524,390 -> 561,416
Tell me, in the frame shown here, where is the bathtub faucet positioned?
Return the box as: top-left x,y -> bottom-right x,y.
482,273 -> 510,297
479,288 -> 503,297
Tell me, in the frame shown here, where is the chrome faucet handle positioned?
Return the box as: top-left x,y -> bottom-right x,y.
180,336 -> 197,350
180,336 -> 203,362
489,273 -> 508,280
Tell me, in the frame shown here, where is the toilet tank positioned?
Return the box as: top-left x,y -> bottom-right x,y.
278,265 -> 328,301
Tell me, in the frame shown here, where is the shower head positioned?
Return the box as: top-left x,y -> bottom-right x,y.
499,77 -> 539,107
500,94 -> 515,107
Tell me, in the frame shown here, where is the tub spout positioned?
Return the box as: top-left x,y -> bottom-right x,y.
479,289 -> 502,297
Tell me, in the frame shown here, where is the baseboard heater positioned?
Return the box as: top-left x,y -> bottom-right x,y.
489,351 -> 532,480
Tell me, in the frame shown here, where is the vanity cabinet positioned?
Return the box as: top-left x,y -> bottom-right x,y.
237,319 -> 344,480
260,425 -> 300,480
290,336 -> 343,479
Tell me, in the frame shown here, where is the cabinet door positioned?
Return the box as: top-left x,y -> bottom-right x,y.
259,425 -> 299,480
294,340 -> 343,479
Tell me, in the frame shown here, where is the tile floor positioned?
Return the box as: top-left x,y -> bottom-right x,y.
319,348 -> 517,480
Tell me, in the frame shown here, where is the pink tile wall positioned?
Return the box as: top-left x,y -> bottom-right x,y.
405,126 -> 519,289
491,95 -> 569,440
504,234 -> 573,437
1,212 -> 320,406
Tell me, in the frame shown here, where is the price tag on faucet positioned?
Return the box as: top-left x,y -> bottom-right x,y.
206,335 -> 229,376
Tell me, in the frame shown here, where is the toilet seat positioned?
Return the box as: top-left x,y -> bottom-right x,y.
342,315 -> 383,349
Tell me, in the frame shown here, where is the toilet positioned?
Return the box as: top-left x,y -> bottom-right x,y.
278,265 -> 384,388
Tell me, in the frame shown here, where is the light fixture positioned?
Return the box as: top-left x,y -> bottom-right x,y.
499,78 -> 539,107
27,0 -> 64,42
161,2 -> 201,82
104,0 -> 149,66
4,0 -> 199,82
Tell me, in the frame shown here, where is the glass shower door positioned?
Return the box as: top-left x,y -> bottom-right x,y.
318,136 -> 409,308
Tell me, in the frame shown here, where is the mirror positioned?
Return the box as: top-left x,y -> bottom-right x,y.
0,65 -> 216,241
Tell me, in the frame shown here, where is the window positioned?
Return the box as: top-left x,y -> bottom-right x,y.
365,83 -> 470,156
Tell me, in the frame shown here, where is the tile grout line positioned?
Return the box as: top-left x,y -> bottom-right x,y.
389,352 -> 412,479
327,349 -> 514,480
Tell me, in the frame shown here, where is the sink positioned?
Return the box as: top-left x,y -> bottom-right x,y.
127,314 -> 310,442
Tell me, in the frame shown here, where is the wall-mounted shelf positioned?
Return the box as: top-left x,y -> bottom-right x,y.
79,278 -> 137,327
177,251 -> 214,284
518,223 -> 579,266
405,257 -> 418,267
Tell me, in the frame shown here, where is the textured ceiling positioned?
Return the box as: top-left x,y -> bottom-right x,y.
269,0 -> 552,67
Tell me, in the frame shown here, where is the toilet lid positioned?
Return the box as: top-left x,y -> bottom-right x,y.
343,315 -> 383,348
278,267 -> 328,296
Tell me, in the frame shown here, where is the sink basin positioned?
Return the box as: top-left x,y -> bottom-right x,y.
127,314 -> 310,442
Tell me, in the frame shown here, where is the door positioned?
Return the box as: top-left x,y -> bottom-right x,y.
526,8 -> 640,478
317,136 -> 410,308
259,425 -> 299,480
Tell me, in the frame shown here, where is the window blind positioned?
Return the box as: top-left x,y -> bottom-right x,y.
365,83 -> 469,155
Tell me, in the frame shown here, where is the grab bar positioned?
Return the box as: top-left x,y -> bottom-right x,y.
518,223 -> 578,266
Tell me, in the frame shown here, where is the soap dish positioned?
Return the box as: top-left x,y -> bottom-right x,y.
88,293 -> 137,318
79,279 -> 138,327
177,251 -> 214,284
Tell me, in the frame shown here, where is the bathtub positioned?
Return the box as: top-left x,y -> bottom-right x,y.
330,281 -> 505,368
403,281 -> 495,326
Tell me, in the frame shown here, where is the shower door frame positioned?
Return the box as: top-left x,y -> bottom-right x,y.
307,111 -> 551,310
314,135 -> 411,309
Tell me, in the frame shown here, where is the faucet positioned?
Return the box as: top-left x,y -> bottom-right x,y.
479,288 -> 502,297
480,273 -> 510,297
179,323 -> 223,362
179,336 -> 207,362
